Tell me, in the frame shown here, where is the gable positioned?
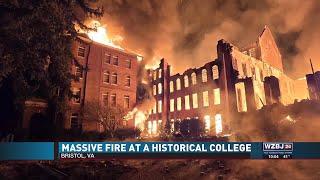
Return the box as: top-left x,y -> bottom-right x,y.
258,26 -> 283,71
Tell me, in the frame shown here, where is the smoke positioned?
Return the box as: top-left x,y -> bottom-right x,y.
94,0 -> 320,79
233,101 -> 320,142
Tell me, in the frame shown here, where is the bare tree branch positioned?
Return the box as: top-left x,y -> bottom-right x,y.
84,101 -> 126,137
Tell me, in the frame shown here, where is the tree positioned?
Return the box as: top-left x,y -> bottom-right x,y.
84,101 -> 126,138
0,0 -> 103,132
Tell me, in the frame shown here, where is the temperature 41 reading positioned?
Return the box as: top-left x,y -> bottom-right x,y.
282,154 -> 292,159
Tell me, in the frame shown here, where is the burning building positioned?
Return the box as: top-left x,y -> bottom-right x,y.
306,71 -> 320,100
67,35 -> 139,131
305,59 -> 320,100
146,26 -> 295,136
22,36 -> 140,132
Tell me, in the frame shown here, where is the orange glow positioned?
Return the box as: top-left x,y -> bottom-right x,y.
297,77 -> 306,81
124,107 -> 149,131
141,79 -> 148,84
134,110 -> 146,130
137,55 -> 143,62
144,57 -> 162,70
86,21 -> 124,50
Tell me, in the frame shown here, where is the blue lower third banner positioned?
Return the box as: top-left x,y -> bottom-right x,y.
57,142 -> 320,160
2,142 -> 320,160
0,142 -> 54,160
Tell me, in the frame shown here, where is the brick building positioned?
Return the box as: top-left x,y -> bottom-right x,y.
21,35 -> 139,133
67,36 -> 139,132
147,26 -> 295,136
306,71 -> 320,100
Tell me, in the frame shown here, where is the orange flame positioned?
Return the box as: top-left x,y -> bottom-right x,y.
86,21 -> 124,50
124,107 -> 149,131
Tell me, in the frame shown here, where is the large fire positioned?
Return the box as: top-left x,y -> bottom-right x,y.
144,56 -> 163,70
86,20 -> 124,50
124,107 -> 149,132
83,21 -> 145,62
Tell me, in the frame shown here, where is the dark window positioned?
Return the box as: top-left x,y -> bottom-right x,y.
105,53 -> 111,64
113,56 -> 119,66
70,113 -> 79,129
111,73 -> 117,84
125,59 -> 131,68
75,66 -> 83,79
102,93 -> 108,106
111,94 -> 116,106
103,71 -> 110,83
124,95 -> 130,108
77,44 -> 85,57
72,88 -> 81,104
125,76 -> 130,87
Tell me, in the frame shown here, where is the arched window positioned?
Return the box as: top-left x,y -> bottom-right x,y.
202,69 -> 207,82
215,114 -> 223,134
159,69 -> 162,78
153,85 -> 156,95
185,95 -> 190,110
203,91 -> 209,107
184,75 -> 189,88
204,115 -> 210,133
158,83 -> 162,94
191,72 -> 197,85
212,65 -> 219,79
170,81 -> 174,93
153,71 -> 157,80
170,99 -> 174,112
214,88 -> 221,105
176,78 -> 181,90
192,93 -> 198,108
177,97 -> 182,111
158,100 -> 162,113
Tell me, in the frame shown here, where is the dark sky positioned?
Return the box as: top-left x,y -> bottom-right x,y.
95,0 -> 320,79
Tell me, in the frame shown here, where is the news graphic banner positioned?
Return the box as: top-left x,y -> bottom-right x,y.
57,142 -> 319,160
0,142 -> 54,160
2,142 -> 320,160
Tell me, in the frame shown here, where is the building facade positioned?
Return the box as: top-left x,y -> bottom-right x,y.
67,36 -> 139,132
147,26 -> 295,136
306,71 -> 320,100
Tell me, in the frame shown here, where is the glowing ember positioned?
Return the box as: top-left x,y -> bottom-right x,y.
285,115 -> 296,123
86,21 -> 123,50
281,115 -> 296,124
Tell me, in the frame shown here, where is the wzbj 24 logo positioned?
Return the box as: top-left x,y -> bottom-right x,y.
263,143 -> 293,151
